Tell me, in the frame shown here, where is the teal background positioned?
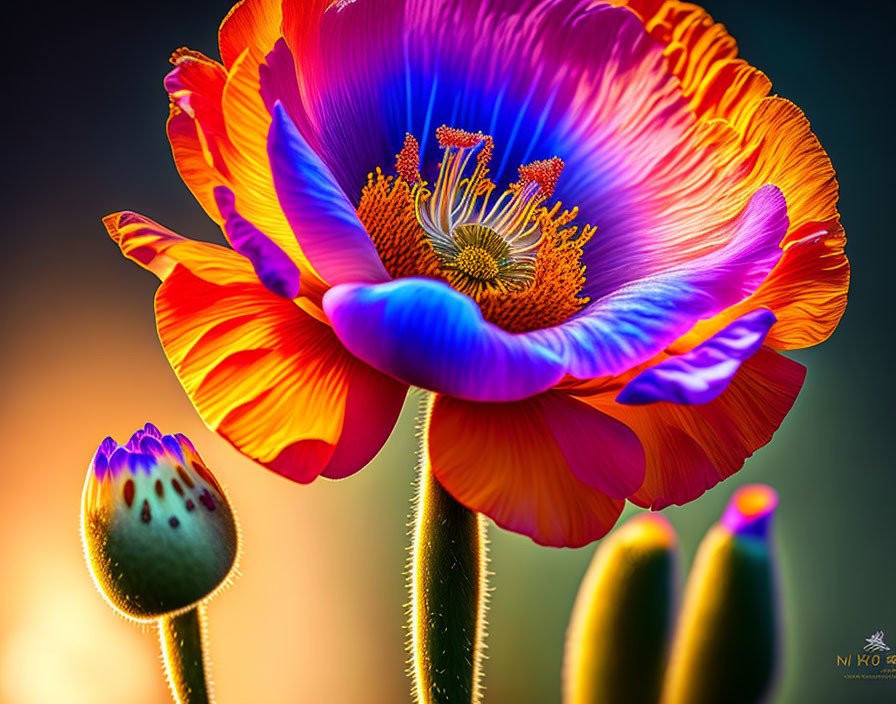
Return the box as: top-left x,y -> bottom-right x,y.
2,1 -> 892,702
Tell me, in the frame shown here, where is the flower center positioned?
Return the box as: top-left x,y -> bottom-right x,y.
358,126 -> 596,332
405,127 -> 568,297
439,222 -> 521,289
454,241 -> 501,281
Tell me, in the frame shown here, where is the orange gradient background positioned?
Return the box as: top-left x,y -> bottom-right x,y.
2,1 -> 894,702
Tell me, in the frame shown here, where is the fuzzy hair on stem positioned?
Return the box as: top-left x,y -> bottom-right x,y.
408,393 -> 489,704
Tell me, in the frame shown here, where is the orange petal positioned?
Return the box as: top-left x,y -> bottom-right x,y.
618,0 -> 771,123
218,0 -> 283,69
679,219 -> 849,350
172,3 -> 328,298
165,51 -> 231,225
616,2 -> 847,351
164,45 -> 328,298
652,96 -> 847,351
689,98 -> 842,282
428,393 -> 627,548
733,97 -> 839,234
576,347 -> 805,510
219,48 -> 329,298
104,211 -> 247,283
675,98 -> 848,350
106,211 -> 406,482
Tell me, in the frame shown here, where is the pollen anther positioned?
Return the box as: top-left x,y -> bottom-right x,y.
435,126 -> 486,149
517,157 -> 565,200
395,133 -> 420,184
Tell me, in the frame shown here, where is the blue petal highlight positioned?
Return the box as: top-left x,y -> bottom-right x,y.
323,278 -> 566,402
268,102 -> 390,286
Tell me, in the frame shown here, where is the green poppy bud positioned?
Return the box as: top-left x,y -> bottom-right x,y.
81,424 -> 239,703
81,423 -> 238,621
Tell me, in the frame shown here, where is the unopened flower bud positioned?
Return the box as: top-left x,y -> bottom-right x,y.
661,484 -> 779,704
563,513 -> 678,704
81,423 -> 238,621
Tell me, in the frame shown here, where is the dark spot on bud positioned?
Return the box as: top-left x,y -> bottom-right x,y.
191,460 -> 220,490
185,499 -> 195,511
175,465 -> 195,489
123,480 -> 135,508
171,478 -> 184,496
154,479 -> 164,498
140,500 -> 152,523
169,516 -> 180,528
199,488 -> 216,511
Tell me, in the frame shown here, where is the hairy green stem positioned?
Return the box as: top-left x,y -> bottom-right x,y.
410,396 -> 488,704
159,605 -> 212,704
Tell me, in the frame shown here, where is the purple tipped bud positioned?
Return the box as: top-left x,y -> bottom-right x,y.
96,436 -> 118,461
661,484 -> 779,704
81,425 -> 238,621
720,484 -> 778,540
142,422 -> 162,438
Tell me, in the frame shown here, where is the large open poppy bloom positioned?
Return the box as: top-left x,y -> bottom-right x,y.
107,0 -> 848,547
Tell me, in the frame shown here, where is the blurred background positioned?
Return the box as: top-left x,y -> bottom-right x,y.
2,0 -> 893,702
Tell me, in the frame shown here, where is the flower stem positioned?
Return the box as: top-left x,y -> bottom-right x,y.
410,395 -> 488,704
159,605 -> 212,704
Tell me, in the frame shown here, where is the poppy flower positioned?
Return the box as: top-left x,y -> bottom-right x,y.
107,0 -> 848,547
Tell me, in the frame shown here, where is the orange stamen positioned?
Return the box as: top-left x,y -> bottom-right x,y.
170,47 -> 216,66
476,135 -> 495,169
478,203 -> 594,332
358,169 -> 442,280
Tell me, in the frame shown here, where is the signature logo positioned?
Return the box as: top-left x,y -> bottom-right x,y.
836,629 -> 896,679
864,631 -> 890,653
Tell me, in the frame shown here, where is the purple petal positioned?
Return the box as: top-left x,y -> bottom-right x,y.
276,3 -> 407,199
259,40 -> 323,162
268,103 -> 390,286
617,309 -> 777,405
277,0 -> 675,197
404,2 -> 681,187
95,436 -> 119,461
323,278 -> 566,402
138,435 -> 167,460
108,447 -> 131,478
162,435 -> 185,462
214,187 -> 301,299
92,449 -> 110,480
125,429 -> 145,451
142,422 -> 162,439
529,186 -> 787,380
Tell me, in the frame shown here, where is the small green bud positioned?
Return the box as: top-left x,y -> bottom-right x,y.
81,424 -> 238,621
